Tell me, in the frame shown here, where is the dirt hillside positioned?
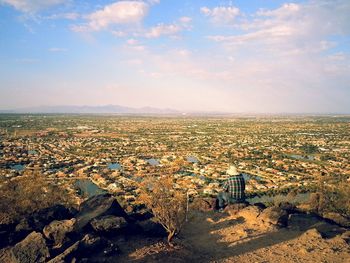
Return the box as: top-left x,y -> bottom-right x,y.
118,209 -> 350,263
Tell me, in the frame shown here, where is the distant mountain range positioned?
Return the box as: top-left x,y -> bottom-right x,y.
0,105 -> 180,114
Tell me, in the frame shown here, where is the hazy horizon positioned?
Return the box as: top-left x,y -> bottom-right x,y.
1,103 -> 350,115
1,0 -> 350,113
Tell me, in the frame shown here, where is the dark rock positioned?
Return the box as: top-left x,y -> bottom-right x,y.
90,215 -> 128,234
0,222 -> 17,249
48,234 -> 118,263
74,194 -> 130,231
225,203 -> 249,216
21,205 -> 74,233
258,206 -> 288,227
15,219 -> 32,233
288,213 -> 322,231
138,218 -> 167,237
43,219 -> 76,247
253,202 -> 267,210
79,234 -> 119,256
47,240 -> 80,263
278,202 -> 297,213
2,232 -> 50,263
128,210 -> 153,221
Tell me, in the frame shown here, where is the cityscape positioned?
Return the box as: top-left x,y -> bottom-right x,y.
1,114 -> 349,206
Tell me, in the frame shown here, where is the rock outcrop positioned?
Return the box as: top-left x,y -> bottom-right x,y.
0,232 -> 49,263
74,194 -> 130,231
90,215 -> 128,234
258,206 -> 288,227
43,218 -> 76,247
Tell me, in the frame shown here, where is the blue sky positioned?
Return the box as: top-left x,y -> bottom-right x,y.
0,0 -> 349,113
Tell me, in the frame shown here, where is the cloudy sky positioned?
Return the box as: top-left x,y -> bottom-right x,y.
1,0 -> 349,113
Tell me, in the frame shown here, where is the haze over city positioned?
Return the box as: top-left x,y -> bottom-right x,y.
1,0 -> 350,113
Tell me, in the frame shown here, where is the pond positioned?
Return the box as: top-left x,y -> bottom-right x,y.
146,158 -> 160,166
75,179 -> 107,198
107,163 -> 122,170
187,156 -> 199,163
289,154 -> 315,161
10,164 -> 26,171
247,192 -> 310,205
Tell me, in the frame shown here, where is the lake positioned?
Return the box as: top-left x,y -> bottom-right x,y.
187,156 -> 199,163
289,154 -> 315,161
146,158 -> 160,166
75,179 -> 107,198
108,162 -> 122,170
10,164 -> 25,171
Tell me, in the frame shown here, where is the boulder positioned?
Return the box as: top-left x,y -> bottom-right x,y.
43,218 -> 76,247
237,205 -> 262,222
47,234 -> 118,263
90,215 -> 128,234
225,203 -> 249,216
0,232 -> 50,263
47,240 -> 80,263
258,206 -> 288,227
17,205 -> 74,234
74,194 -> 130,231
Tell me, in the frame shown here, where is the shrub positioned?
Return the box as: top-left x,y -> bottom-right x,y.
138,175 -> 188,244
309,177 -> 350,218
0,175 -> 76,224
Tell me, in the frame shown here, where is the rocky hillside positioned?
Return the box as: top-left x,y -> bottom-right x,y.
0,195 -> 349,263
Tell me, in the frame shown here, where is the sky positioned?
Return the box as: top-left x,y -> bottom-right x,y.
0,0 -> 350,113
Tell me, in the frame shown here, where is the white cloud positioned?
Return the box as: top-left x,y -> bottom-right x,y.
179,16 -> 192,24
126,38 -> 138,45
0,0 -> 66,13
144,16 -> 192,38
200,6 -> 240,24
46,12 -> 79,20
207,1 -> 350,55
48,47 -> 67,52
145,23 -> 182,38
72,1 -> 149,32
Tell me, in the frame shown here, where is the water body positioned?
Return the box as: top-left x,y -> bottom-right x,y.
10,164 -> 25,171
146,158 -> 160,166
75,179 -> 107,198
289,154 -> 315,161
108,163 -> 122,170
247,192 -> 310,205
187,156 -> 199,163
